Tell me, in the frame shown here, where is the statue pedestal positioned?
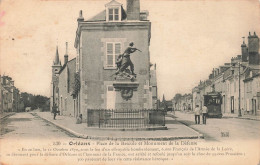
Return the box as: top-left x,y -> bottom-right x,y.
113,78 -> 139,110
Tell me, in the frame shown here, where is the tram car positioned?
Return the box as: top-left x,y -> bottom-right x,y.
204,92 -> 222,118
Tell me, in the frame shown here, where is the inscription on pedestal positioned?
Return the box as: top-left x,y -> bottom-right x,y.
113,78 -> 139,109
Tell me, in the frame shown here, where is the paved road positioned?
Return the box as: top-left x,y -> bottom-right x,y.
170,111 -> 260,142
0,112 -> 76,139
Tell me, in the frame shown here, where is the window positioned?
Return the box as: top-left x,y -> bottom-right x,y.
234,81 -> 236,92
106,42 -> 121,68
108,8 -> 119,21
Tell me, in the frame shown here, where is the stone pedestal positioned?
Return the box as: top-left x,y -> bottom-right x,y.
113,78 -> 139,110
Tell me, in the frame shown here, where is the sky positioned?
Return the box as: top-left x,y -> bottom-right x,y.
0,0 -> 260,99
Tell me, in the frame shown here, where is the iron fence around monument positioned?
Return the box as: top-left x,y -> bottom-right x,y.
87,109 -> 165,128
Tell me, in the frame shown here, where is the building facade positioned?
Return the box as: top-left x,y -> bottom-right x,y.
188,32 -> 260,116
50,0 -> 157,122
0,75 -> 24,112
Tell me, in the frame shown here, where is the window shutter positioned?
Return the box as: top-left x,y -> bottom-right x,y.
107,43 -> 113,54
115,43 -> 121,54
107,55 -> 113,66
105,42 -> 122,68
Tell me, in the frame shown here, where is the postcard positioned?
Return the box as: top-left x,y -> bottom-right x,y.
0,0 -> 260,165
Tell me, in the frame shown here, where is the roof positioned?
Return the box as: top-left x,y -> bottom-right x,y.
53,46 -> 61,65
58,58 -> 76,74
105,0 -> 122,7
87,10 -> 106,22
248,64 -> 260,70
3,86 -> 12,93
87,0 -> 122,22
223,68 -> 232,80
86,6 -> 127,22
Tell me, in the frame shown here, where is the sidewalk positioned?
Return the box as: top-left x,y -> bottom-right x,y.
171,110 -> 260,121
0,112 -> 15,119
223,113 -> 260,121
33,112 -> 204,141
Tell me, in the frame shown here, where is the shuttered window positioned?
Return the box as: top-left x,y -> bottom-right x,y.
106,42 -> 121,68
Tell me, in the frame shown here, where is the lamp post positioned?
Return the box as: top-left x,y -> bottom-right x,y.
231,61 -> 242,117
238,62 -> 242,117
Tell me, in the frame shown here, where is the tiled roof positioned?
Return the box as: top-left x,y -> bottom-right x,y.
59,58 -> 76,74
86,6 -> 127,22
223,68 -> 232,80
87,10 -> 106,22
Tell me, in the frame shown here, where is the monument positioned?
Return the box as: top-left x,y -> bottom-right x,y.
113,42 -> 141,109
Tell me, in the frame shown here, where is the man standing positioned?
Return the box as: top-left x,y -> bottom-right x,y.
52,103 -> 58,120
202,105 -> 208,124
194,105 -> 200,124
116,42 -> 141,75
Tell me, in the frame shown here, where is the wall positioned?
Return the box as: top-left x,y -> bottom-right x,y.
79,22 -> 151,114
58,59 -> 76,117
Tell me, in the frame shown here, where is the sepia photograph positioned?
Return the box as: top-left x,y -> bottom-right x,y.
0,0 -> 260,164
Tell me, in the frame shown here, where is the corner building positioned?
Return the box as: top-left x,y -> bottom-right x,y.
74,0 -> 156,120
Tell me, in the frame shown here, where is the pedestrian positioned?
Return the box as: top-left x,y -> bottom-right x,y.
52,103 -> 58,120
246,108 -> 250,115
202,105 -> 208,124
194,105 -> 200,124
76,114 -> 82,124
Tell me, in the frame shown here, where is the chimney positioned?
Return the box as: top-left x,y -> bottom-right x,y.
127,0 -> 140,20
77,10 -> 84,22
241,37 -> 248,62
64,42 -> 68,65
248,32 -> 260,64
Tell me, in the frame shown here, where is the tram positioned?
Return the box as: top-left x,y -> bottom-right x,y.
204,92 -> 222,118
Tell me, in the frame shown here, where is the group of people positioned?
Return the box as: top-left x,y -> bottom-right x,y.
194,105 -> 208,124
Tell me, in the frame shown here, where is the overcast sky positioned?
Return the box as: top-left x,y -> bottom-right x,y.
0,0 -> 260,99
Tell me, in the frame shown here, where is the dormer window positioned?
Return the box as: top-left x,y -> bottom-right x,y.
109,8 -> 119,21
105,0 -> 122,22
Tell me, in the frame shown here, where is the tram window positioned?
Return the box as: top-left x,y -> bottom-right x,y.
216,99 -> 220,104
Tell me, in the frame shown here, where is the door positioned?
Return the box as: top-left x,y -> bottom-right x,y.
74,100 -> 76,117
231,96 -> 234,113
106,85 -> 115,109
223,95 -> 225,113
252,99 -> 256,115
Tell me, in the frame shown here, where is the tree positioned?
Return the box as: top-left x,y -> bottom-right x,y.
20,92 -> 50,111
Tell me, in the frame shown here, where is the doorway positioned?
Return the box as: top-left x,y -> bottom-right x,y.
231,96 -> 234,113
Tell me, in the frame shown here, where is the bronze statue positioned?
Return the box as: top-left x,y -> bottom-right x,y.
115,42 -> 141,76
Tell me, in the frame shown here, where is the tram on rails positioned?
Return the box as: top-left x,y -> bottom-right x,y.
204,92 -> 222,118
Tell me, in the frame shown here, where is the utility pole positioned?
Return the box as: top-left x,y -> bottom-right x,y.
238,62 -> 242,117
